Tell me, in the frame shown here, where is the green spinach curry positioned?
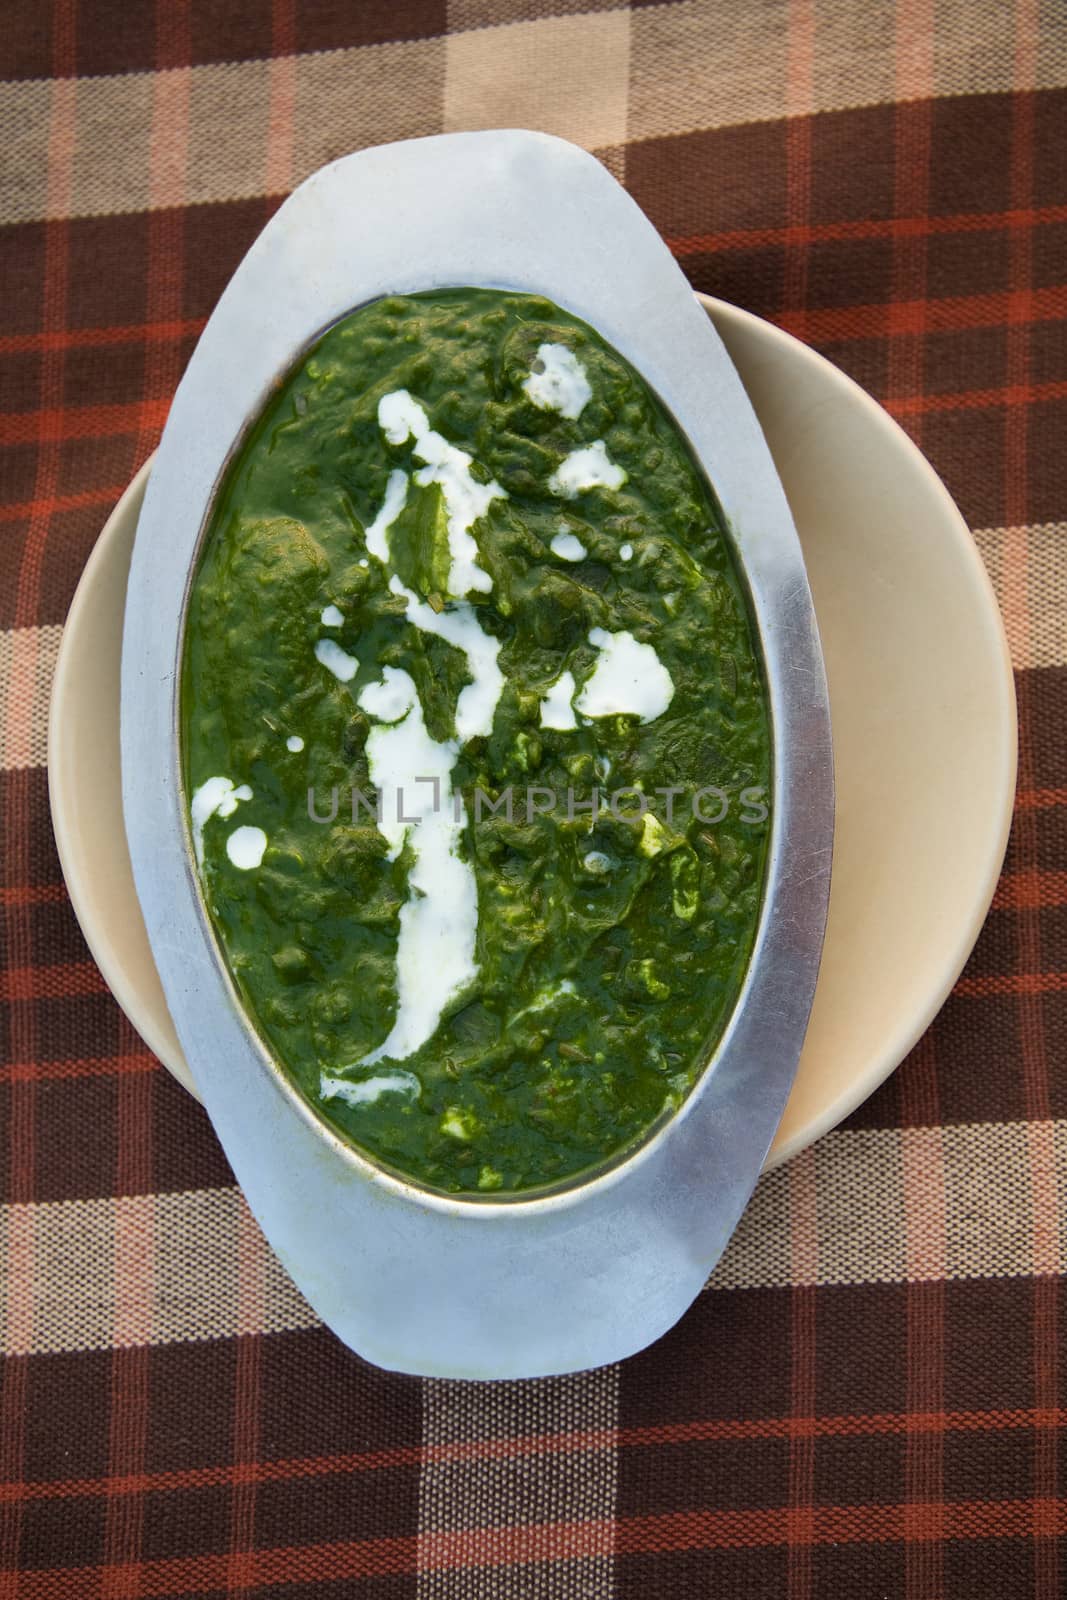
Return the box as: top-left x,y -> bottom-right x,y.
182,289 -> 771,1194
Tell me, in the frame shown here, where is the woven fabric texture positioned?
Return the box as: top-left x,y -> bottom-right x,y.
2,2 -> 1066,1595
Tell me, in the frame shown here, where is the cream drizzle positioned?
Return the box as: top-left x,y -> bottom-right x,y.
522,343 -> 592,420
320,394 -> 514,1068
575,628 -> 675,723
378,390 -> 505,597
355,668 -> 478,1065
539,670 -> 578,731
388,576 -> 503,742
320,1068 -> 421,1107
190,776 -> 252,866
315,638 -> 358,683
226,825 -> 267,870
364,467 -> 408,562
549,531 -> 587,562
548,440 -> 626,499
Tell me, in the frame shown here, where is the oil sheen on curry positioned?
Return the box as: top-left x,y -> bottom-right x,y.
182,289 -> 771,1195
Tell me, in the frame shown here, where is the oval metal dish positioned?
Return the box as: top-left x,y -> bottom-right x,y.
121,130 -> 833,1378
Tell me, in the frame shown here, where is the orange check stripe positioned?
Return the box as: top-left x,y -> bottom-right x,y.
667,201 -> 1067,257
0,1053 -> 158,1085
22,1498 -> 1067,1594
777,284 -> 1067,343
0,963 -> 108,1001
0,886 -> 70,907
955,972 -> 1067,998
3,1408 -> 1064,1506
0,484 -> 130,525
0,318 -> 204,356
993,870 -> 1067,910
0,398 -> 170,448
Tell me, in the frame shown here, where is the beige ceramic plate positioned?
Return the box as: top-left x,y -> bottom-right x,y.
48,296 -> 1016,1167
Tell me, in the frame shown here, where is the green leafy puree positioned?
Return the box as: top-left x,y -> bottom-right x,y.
182,289 -> 771,1195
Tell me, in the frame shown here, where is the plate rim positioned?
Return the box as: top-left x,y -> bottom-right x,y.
47,457 -> 197,1094
697,294 -> 1017,1166
50,292 -> 1016,1168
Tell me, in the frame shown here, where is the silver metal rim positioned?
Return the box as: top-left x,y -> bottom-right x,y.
121,131 -> 833,1377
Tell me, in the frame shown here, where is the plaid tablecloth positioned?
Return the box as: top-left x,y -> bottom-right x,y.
2,2 -> 1066,1594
